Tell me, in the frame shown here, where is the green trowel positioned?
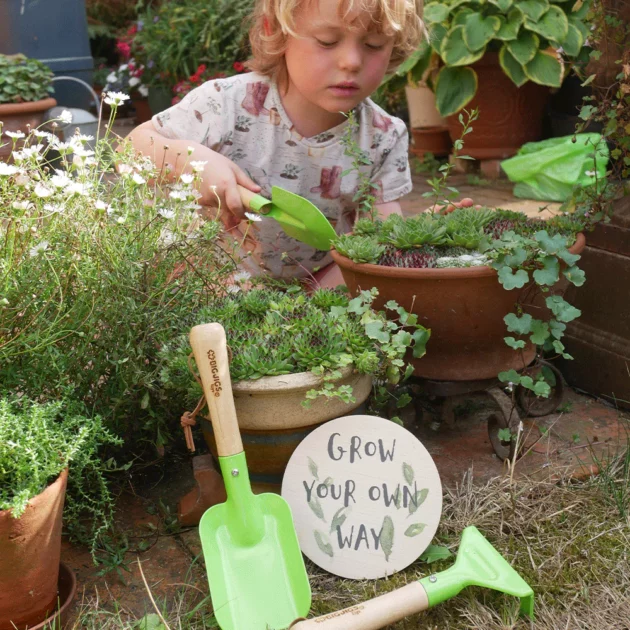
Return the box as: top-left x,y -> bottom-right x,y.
238,185 -> 337,251
289,525 -> 534,629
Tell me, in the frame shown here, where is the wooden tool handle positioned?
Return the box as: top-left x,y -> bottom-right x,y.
237,184 -> 262,210
289,583 -> 429,630
189,323 -> 243,457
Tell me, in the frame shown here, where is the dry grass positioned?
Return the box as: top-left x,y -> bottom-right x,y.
67,458 -> 630,629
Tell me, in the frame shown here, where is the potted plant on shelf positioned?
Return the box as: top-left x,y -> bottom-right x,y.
419,0 -> 591,158
159,284 -> 429,484
331,109 -> 586,405
0,398 -> 120,630
0,54 -> 56,160
101,58 -> 150,122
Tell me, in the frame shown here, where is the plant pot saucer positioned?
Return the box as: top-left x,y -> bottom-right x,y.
26,562 -> 77,630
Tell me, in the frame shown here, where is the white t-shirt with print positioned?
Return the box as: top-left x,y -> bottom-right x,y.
152,71 -> 412,279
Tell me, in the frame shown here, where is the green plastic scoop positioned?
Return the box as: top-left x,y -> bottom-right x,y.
190,323 -> 311,630
289,525 -> 534,629
238,184 -> 337,251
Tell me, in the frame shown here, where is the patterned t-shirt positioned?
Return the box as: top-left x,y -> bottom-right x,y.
152,71 -> 412,279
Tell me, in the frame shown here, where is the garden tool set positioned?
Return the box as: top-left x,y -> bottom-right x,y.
188,323 -> 535,630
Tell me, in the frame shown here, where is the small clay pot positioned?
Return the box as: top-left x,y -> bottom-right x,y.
410,126 -> 452,158
0,97 -> 57,161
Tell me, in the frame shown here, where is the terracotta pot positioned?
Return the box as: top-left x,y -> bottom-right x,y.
410,126 -> 452,158
27,562 -> 77,630
445,54 -> 549,160
0,468 -> 68,630
331,233 -> 586,381
201,365 -> 372,484
132,97 -> 152,124
405,84 -> 445,129
0,97 -> 57,161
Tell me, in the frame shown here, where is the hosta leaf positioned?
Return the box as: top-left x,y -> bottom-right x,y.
519,0 -> 550,22
563,265 -> 586,286
314,530 -> 334,557
571,0 -> 591,20
435,66 -> 477,117
545,295 -> 581,322
381,515 -> 395,561
463,14 -> 502,52
395,39 -> 431,77
405,523 -> 427,537
504,312 -> 533,334
441,26 -> 486,66
524,49 -> 563,87
497,266 -> 529,289
499,46 -> 528,86
428,21 -> 449,53
488,0 -> 513,11
525,6 -> 569,43
561,22 -> 585,57
532,255 -> 560,285
569,15 -> 590,41
453,7 -> 474,27
424,3 -> 450,23
496,8 -> 524,41
507,30 -> 540,65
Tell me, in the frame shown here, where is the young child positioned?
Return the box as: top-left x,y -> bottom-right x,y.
128,0 -> 424,286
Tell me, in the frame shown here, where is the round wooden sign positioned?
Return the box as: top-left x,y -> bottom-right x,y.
281,415 -> 442,579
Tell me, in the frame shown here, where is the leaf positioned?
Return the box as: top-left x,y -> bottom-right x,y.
488,0 -> 513,11
504,312 -> 533,334
434,66 -> 477,117
403,462 -> 415,485
532,255 -> 560,285
496,7 -> 525,40
397,392 -> 413,409
499,46 -> 528,86
365,320 -> 390,343
441,26 -> 486,67
563,265 -> 586,286
525,6 -> 569,43
499,368 -> 521,383
505,336 -> 526,349
412,327 -> 431,358
308,496 -> 326,521
452,7 -> 474,27
381,515 -> 395,561
308,457 -> 319,480
424,3 -> 450,23
530,319 -> 550,345
135,614 -> 166,630
533,380 -> 551,397
561,22 -> 585,57
463,14 -> 502,52
497,266 -> 529,289
405,523 -> 427,537
518,0 -> 550,22
524,49 -> 564,88
409,488 -> 429,515
314,530 -> 334,557
330,507 -> 348,534
507,30 -> 539,65
498,427 -> 513,442
545,295 -> 581,323
420,544 -> 453,563
549,319 -> 566,339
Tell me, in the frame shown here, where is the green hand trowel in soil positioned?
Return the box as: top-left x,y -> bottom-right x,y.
190,323 -> 311,630
238,185 -> 337,251
290,525 -> 534,629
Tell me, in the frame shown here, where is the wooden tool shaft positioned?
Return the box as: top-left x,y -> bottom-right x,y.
289,582 -> 429,630
189,323 -> 243,457
237,184 -> 260,210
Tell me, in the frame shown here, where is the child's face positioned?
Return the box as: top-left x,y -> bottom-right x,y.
284,0 -> 394,115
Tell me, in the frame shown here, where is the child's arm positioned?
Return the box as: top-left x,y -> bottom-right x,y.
126,121 -> 260,230
375,201 -> 403,219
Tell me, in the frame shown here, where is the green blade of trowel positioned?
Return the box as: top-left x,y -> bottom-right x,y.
247,185 -> 337,251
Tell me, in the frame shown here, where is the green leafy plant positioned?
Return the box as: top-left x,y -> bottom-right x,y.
158,286 -> 430,408
0,54 -> 54,104
131,0 -> 254,91
0,96 -> 234,450
0,397 -> 121,557
417,0 -> 591,116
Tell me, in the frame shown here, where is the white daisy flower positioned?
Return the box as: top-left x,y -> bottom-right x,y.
43,203 -> 65,214
29,241 -> 49,257
33,130 -> 50,139
12,201 -> 33,210
169,190 -> 186,200
226,284 -> 241,294
34,183 -> 54,198
95,200 -> 108,211
51,173 -> 71,188
129,76 -> 140,87
104,91 -> 130,106
106,72 -> 118,84
119,64 -> 128,72
73,133 -> 95,142
180,173 -> 194,184
187,146 -> 195,155
65,182 -> 92,196
159,208 -> 175,220
5,131 -> 25,139
0,163 -> 19,176
244,212 -> 262,222
132,173 -> 146,185
138,85 -> 149,98
190,160 -> 207,172
117,164 -> 133,174
58,110 -> 73,124
233,271 -> 251,284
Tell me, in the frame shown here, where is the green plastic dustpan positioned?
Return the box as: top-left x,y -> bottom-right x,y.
238,184 -> 337,250
190,323 -> 311,630
289,525 -> 534,629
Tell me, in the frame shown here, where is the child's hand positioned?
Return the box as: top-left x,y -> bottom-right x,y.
199,151 -> 261,230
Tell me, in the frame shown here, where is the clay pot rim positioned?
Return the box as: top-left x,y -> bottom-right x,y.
232,363 -> 365,395
331,232 -> 586,278
0,467 -> 68,519
0,97 -> 57,116
26,562 -> 77,630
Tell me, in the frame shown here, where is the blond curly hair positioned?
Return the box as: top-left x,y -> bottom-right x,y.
247,0 -> 424,88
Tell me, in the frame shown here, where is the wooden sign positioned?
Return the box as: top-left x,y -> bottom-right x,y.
281,415 -> 442,580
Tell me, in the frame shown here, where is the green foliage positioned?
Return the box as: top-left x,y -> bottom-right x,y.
0,397 -> 121,556
131,0 -> 254,90
158,287 -> 429,407
333,233 -> 386,264
0,105 -> 232,449
0,54 -> 54,104
417,0 -> 590,115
